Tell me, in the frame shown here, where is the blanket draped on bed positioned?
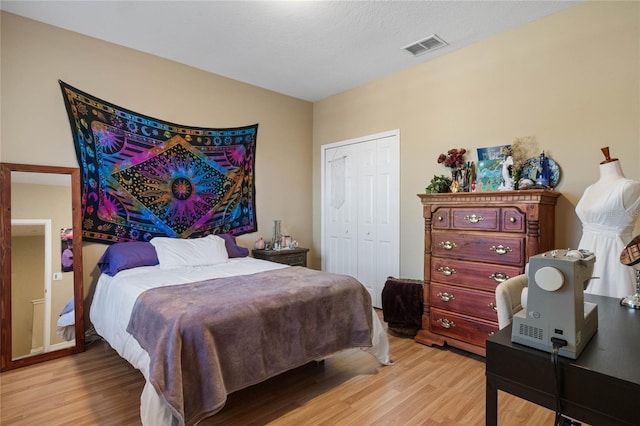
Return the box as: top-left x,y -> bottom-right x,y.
126,267 -> 373,426
59,81 -> 257,243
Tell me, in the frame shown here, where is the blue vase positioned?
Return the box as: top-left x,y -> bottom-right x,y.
536,152 -> 550,187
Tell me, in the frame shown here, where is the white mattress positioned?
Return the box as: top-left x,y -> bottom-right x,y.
90,257 -> 390,425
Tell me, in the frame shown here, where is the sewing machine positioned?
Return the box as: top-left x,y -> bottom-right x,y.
512,249 -> 598,359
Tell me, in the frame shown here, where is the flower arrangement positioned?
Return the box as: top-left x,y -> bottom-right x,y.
436,148 -> 473,192
437,148 -> 467,169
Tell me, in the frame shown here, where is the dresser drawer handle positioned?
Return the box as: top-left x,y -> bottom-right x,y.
437,266 -> 456,276
439,241 -> 457,250
488,302 -> 498,312
437,215 -> 444,221
436,292 -> 455,302
490,245 -> 512,255
509,217 -> 517,223
437,318 -> 455,329
464,214 -> 484,224
489,272 -> 510,283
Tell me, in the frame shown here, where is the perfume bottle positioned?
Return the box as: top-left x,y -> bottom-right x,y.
536,151 -> 550,187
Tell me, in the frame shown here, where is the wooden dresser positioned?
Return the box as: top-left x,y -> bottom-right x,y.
416,189 -> 560,356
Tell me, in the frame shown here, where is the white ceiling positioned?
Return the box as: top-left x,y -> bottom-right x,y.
1,0 -> 582,102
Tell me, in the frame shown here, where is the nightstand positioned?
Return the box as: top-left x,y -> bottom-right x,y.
252,248 -> 309,267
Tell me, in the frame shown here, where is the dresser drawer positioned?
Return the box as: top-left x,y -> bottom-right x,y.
430,307 -> 499,348
451,207 -> 500,231
434,207 -> 526,233
430,282 -> 498,321
432,207 -> 450,229
432,233 -> 525,266
431,257 -> 523,292
501,207 -> 526,233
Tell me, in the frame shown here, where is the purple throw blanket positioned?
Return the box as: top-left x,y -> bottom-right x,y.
126,267 -> 373,426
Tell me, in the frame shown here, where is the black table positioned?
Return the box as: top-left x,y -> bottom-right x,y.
486,294 -> 640,425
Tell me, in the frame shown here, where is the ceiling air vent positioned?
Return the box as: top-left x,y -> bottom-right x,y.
403,34 -> 447,57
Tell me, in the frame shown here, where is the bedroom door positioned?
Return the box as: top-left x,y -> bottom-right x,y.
321,130 -> 400,308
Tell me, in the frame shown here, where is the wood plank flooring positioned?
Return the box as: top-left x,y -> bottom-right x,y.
1,311 -> 557,425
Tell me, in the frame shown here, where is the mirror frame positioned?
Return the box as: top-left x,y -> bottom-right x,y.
1,162 -> 84,371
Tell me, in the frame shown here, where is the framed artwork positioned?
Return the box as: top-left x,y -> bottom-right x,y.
476,145 -> 509,192
61,228 -> 73,272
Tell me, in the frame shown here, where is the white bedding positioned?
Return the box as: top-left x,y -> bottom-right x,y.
90,257 -> 390,425
56,311 -> 76,341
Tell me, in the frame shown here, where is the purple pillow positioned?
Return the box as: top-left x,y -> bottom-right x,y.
98,242 -> 159,276
217,234 -> 249,258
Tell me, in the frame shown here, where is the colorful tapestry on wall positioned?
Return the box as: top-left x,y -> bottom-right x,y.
59,81 -> 257,244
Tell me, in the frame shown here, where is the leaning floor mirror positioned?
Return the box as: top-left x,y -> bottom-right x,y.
1,163 -> 84,371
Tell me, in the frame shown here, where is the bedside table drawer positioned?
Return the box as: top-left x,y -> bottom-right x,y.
252,248 -> 309,267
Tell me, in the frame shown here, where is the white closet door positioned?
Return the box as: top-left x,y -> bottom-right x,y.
357,141 -> 378,305
371,136 -> 400,307
322,130 -> 399,309
324,145 -> 358,278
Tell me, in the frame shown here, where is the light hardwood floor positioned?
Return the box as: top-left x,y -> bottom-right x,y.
1,311 -> 557,425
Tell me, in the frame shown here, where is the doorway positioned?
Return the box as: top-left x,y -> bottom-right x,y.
10,219 -> 51,359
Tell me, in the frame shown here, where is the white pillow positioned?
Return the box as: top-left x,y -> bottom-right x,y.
150,235 -> 229,269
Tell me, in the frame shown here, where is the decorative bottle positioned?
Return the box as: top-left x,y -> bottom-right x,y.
536,151 -> 550,187
272,220 -> 281,250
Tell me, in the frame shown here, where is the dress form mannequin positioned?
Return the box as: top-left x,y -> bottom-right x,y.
576,147 -> 640,297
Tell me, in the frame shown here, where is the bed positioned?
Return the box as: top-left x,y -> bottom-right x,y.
89,235 -> 391,426
56,297 -> 76,341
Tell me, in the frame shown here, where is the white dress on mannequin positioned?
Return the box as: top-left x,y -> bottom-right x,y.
576,160 -> 640,298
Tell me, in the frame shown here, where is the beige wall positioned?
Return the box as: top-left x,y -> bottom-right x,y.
2,2 -> 639,309
0,12 -> 314,314
313,1 -> 640,279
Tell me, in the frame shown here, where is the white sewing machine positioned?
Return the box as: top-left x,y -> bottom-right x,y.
512,249 -> 598,359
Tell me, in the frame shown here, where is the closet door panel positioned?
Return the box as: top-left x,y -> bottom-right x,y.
358,142 -> 378,304
324,146 -> 358,278
374,137 -> 400,307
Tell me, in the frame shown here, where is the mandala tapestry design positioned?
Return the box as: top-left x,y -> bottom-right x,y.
59,81 -> 257,243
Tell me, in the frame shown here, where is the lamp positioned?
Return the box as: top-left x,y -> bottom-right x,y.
620,234 -> 640,309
